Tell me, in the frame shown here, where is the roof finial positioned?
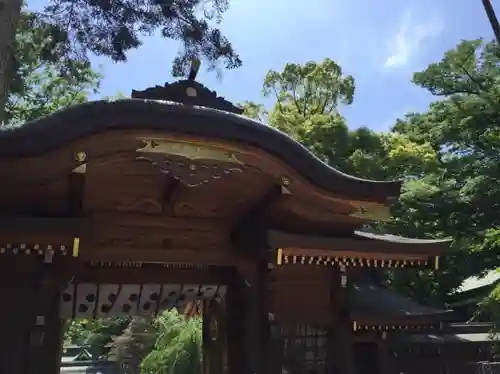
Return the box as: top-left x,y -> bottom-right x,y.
188,58 -> 201,81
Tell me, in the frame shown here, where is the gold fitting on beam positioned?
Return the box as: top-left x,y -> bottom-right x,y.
73,152 -> 88,174
276,248 -> 283,265
75,151 -> 87,162
434,256 -> 439,270
72,238 -> 80,257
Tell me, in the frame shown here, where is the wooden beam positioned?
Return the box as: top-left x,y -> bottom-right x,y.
269,231 -> 449,255
231,184 -> 283,249
74,265 -> 232,285
161,176 -> 180,213
80,246 -> 241,266
67,171 -> 85,216
0,256 -> 233,284
0,216 -> 90,241
90,212 -> 227,231
69,258 -> 232,284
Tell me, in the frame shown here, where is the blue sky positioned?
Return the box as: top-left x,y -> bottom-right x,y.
30,0 -> 498,131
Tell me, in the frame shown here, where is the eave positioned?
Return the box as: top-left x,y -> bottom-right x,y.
350,281 -> 451,332
0,100 -> 400,203
271,230 -> 451,268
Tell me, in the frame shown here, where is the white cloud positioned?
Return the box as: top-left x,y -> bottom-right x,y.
384,9 -> 444,68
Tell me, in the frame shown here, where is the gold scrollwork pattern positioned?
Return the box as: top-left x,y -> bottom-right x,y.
136,138 -> 244,187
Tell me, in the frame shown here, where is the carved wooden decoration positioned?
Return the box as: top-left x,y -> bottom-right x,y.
74,283 -> 98,318
131,80 -> 243,114
136,138 -> 243,187
96,284 -> 141,317
138,284 -> 162,316
352,321 -> 438,332
277,252 -> 429,268
60,283 -> 227,319
0,242 -> 77,262
276,248 -> 432,269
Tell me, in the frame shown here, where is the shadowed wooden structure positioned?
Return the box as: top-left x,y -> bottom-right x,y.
0,74 -> 492,374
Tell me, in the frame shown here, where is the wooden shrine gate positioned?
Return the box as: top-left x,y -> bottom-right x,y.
0,254 -> 258,374
0,76 -> 452,374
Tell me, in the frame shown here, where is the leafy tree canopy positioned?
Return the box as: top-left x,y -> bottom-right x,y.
244,44 -> 500,307
387,39 -> 500,304
5,10 -> 100,127
37,0 -> 241,77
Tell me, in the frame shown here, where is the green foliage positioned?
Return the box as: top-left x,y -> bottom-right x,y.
263,58 -> 355,117
64,311 -> 202,374
249,58 -> 437,182
241,100 -> 267,122
243,43 -> 500,307
64,317 -> 131,358
386,39 -> 500,304
141,310 -> 202,374
38,0 -> 241,77
110,317 -> 157,374
5,10 -> 101,127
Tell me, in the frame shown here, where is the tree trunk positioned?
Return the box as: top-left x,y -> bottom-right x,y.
0,0 -> 22,125
482,0 -> 500,46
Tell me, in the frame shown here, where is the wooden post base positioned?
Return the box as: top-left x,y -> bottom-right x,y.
0,262 -> 63,374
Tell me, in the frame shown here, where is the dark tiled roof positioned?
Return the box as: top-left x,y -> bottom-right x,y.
395,332 -> 497,343
60,360 -> 119,374
350,282 -> 450,317
354,231 -> 451,247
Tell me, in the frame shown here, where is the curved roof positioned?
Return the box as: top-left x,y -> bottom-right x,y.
350,282 -> 450,318
0,99 -> 400,202
354,231 -> 452,246
454,269 -> 500,294
271,230 -> 451,257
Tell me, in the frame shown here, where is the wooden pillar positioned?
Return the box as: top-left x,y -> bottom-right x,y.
0,260 -> 63,374
330,266 -> 356,374
0,281 -> 31,374
25,257 -> 64,374
203,300 -> 227,374
247,272 -> 261,374
232,247 -> 272,374
257,247 -> 272,374
378,339 -> 390,374
230,185 -> 282,374
226,270 -> 248,374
